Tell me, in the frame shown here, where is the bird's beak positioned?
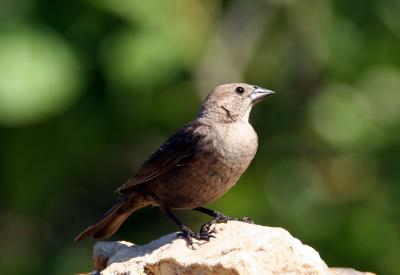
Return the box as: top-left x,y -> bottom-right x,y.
250,86 -> 275,103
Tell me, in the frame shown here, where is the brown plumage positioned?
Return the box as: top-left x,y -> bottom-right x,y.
75,83 -> 274,243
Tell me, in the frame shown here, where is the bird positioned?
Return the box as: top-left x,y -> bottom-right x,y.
75,83 -> 274,244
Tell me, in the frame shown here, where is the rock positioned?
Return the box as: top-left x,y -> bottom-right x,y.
91,221 -> 374,275
330,268 -> 375,275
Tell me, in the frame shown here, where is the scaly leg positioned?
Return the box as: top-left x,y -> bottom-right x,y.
193,207 -> 253,234
160,206 -> 213,245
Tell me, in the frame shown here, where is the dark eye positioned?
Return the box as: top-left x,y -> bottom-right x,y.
235,86 -> 244,94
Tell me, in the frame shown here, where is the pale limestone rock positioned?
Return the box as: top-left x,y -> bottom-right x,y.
330,268 -> 375,275
91,221 -> 374,275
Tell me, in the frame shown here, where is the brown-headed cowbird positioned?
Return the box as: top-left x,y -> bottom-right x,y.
75,83 -> 274,244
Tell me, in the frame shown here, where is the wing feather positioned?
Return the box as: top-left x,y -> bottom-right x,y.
117,123 -> 206,194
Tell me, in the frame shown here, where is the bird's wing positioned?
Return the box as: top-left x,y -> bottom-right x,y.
116,123 -> 206,194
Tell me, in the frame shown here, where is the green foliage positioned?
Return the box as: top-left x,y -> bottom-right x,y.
1,0 -> 399,274
0,27 -> 82,125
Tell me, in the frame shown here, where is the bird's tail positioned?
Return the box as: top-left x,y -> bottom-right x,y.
74,194 -> 150,241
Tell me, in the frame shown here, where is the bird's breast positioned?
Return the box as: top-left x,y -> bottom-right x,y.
212,122 -> 258,165
195,122 -> 258,189
148,122 -> 259,209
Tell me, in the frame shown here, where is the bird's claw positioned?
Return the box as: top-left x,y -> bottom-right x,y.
200,220 -> 217,236
177,225 -> 214,245
197,230 -> 216,241
214,212 -> 253,224
238,216 -> 253,224
176,214 -> 252,246
214,212 -> 231,223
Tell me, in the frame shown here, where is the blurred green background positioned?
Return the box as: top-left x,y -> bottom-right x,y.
1,0 -> 399,274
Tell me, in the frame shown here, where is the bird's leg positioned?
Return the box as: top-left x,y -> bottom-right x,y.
193,207 -> 253,234
193,207 -> 233,222
194,206 -> 253,222
160,207 -> 213,245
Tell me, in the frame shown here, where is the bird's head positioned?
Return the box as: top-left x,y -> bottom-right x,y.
199,83 -> 275,123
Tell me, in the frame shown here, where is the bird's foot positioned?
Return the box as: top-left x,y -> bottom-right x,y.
200,216 -> 254,234
199,219 -> 217,236
213,211 -> 253,224
199,216 -> 253,235
177,225 -> 214,245
237,216 -> 254,224
213,211 -> 233,222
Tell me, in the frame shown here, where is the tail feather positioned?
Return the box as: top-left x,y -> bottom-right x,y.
92,211 -> 131,239
74,195 -> 148,241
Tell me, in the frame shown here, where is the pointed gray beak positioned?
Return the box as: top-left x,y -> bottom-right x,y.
250,86 -> 275,103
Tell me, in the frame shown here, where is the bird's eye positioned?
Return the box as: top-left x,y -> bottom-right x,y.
235,86 -> 244,94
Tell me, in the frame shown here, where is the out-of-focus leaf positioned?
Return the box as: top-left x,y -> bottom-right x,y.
308,84 -> 382,150
0,27 -> 83,125
100,29 -> 182,90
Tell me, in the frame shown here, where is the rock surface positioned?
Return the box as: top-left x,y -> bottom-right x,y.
91,221 -> 374,275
